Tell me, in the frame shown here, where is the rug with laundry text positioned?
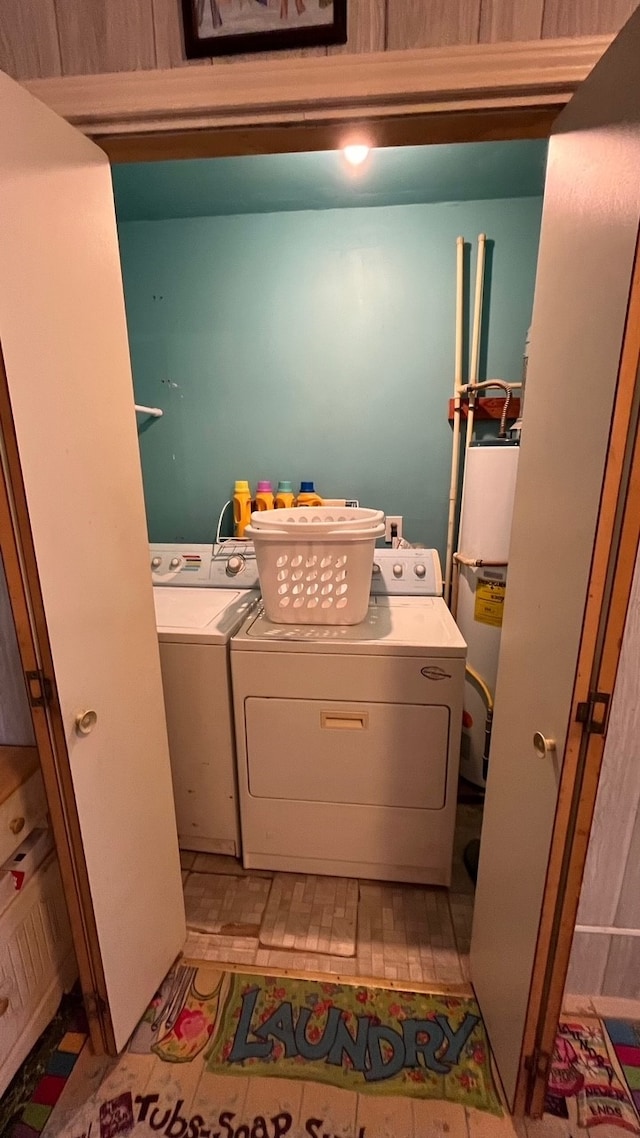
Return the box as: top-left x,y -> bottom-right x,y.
131,962 -> 500,1113
204,969 -> 500,1112
544,1017 -> 640,1133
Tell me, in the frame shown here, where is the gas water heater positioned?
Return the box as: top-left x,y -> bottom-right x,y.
456,440 -> 519,787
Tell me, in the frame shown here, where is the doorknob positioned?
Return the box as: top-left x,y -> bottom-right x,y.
75,709 -> 98,736
533,731 -> 556,759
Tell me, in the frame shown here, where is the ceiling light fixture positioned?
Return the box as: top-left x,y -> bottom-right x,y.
343,144 -> 370,167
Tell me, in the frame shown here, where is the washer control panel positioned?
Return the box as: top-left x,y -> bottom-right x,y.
370,548 -> 442,596
150,542 -> 260,589
151,542 -> 441,595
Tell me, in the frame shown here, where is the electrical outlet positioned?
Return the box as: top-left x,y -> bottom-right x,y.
385,515 -> 403,544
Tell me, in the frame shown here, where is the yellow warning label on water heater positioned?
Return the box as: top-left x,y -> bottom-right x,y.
474,578 -> 506,628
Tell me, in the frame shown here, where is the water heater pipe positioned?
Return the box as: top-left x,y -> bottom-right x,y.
466,234 -> 487,451
461,379 -> 513,438
444,235 -> 466,604
465,662 -> 494,782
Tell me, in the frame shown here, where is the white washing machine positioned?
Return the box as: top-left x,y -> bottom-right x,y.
151,542 -> 259,854
231,548 -> 466,886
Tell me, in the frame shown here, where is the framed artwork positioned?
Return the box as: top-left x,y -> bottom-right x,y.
181,0 -> 347,58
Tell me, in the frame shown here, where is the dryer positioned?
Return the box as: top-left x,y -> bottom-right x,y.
151,542 -> 259,854
230,548 -> 466,886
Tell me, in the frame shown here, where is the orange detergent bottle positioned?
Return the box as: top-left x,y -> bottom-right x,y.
255,481 -> 275,511
233,480 -> 252,537
275,481 -> 296,508
295,480 -> 323,507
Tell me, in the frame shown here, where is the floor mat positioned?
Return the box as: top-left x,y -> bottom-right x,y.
544,1016 -> 640,1133
37,961 -> 501,1138
184,873 -> 271,937
2,989 -> 87,1138
259,874 -> 358,956
205,968 -> 500,1112
605,1020 -> 640,1118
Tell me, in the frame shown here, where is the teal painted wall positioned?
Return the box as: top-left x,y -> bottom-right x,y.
120,196 -> 543,557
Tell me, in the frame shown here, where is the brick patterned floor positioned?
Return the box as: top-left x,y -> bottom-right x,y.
183,872 -> 271,937
182,805 -> 480,987
259,873 -> 359,956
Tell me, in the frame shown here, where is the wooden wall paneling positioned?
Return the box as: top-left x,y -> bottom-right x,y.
602,936 -> 640,999
542,0 -> 640,38
0,555 -> 35,745
54,0 -> 157,76
0,0 -> 61,80
329,0 -> 387,54
479,0 -> 544,43
564,931 -> 610,996
574,551 -> 640,929
612,789 -> 640,931
386,0 -> 481,49
151,0 -> 211,67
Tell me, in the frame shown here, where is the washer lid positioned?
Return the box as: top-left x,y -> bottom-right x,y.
153,586 -> 256,642
236,596 -> 466,657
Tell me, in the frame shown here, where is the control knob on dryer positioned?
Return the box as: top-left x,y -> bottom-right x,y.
226,555 -> 245,576
151,556 -> 161,569
415,564 -> 426,579
393,564 -> 403,578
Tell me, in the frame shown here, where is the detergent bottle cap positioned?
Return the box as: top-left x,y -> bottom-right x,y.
277,480 -> 293,493
300,481 -> 315,493
234,480 -> 250,493
256,481 -> 273,492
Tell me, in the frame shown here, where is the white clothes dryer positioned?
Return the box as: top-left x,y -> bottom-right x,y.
230,549 -> 466,886
151,542 -> 259,855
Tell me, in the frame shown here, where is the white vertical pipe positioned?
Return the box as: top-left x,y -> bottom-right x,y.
466,233 -> 487,450
444,236 -> 465,604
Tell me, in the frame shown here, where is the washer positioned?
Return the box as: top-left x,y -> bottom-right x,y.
151,542 -> 259,855
231,548 -> 466,886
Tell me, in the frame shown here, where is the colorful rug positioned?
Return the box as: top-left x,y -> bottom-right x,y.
128,963 -> 500,1114
17,964 -> 501,1138
544,1017 -> 640,1133
605,1020 -> 640,1119
4,993 -> 87,1138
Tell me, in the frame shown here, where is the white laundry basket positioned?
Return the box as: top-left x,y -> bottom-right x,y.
246,508 -> 385,625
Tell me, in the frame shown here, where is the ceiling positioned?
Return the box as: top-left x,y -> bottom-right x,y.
112,140 -> 548,222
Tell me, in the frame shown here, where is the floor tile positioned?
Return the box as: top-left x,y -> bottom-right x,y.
179,850 -> 196,871
414,1097 -> 470,1136
260,873 -> 359,956
591,995 -> 640,1020
355,1091 -> 414,1137
357,881 -> 464,986
184,872 -> 272,936
561,992 -> 596,1016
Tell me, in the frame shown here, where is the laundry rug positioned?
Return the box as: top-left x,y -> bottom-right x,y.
3,993 -> 87,1138
544,1017 -> 640,1133
605,1020 -> 640,1118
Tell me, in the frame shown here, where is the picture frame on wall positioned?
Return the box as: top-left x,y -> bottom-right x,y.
182,0 -> 348,58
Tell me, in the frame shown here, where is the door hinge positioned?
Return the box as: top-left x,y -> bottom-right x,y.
525,1047 -> 552,1082
25,669 -> 53,708
84,990 -> 108,1018
576,690 -> 611,735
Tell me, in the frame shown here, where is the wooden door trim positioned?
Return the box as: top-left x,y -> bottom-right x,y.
0,343 -> 116,1056
21,36 -> 612,160
517,228 -> 640,1115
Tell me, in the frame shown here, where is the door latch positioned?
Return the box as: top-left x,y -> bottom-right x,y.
25,669 -> 52,708
576,690 -> 611,735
